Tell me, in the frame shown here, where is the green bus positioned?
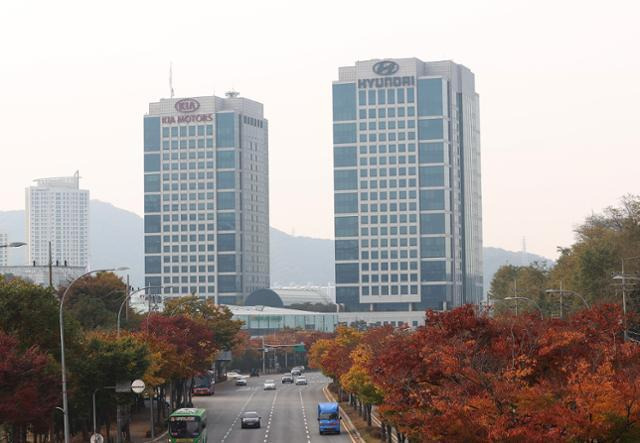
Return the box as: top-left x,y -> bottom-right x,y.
168,408 -> 208,443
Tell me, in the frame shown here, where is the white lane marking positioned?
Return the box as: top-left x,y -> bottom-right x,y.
220,387 -> 258,443
299,390 -> 311,443
263,389 -> 278,442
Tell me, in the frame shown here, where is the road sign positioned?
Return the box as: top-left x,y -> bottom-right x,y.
294,344 -> 306,352
90,433 -> 104,443
115,381 -> 130,393
131,379 -> 145,394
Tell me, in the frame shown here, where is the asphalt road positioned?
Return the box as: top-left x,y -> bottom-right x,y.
193,372 -> 352,443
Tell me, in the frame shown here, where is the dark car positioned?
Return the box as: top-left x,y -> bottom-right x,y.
250,368 -> 260,377
241,411 -> 261,429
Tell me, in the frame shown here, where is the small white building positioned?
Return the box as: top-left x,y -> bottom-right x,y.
26,171 -> 89,267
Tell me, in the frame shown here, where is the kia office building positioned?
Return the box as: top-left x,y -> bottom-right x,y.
143,93 -> 270,305
332,58 -> 482,325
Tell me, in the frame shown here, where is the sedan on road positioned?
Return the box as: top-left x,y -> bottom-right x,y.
281,374 -> 294,384
235,378 -> 248,386
295,376 -> 308,385
240,411 -> 261,429
263,379 -> 276,390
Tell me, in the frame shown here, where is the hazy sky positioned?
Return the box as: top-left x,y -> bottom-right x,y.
1,0 -> 639,259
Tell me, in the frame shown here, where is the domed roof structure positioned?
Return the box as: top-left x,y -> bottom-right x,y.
245,288 -> 284,308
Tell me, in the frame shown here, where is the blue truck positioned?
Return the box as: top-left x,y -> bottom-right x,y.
317,402 -> 341,435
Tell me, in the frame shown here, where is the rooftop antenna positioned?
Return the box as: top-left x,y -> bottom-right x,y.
169,62 -> 175,98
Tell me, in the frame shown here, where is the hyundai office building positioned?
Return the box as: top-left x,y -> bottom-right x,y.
143,93 -> 270,305
332,58 -> 482,326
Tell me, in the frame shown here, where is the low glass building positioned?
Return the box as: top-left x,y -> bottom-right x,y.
228,305 -> 337,335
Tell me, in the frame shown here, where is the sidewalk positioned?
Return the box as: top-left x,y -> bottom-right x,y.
129,404 -> 166,443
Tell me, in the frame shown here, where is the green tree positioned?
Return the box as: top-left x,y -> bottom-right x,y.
488,262 -> 550,316
549,194 -> 640,307
0,276 -> 82,358
61,272 -> 128,330
71,331 -> 151,439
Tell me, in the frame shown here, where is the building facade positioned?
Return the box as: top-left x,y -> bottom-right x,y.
143,93 -> 270,305
332,58 -> 483,321
25,172 -> 89,267
0,264 -> 84,287
0,233 -> 7,266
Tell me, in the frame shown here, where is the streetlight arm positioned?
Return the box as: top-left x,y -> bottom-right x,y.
504,296 -> 544,320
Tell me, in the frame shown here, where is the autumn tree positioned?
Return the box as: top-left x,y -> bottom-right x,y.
163,295 -> 243,351
368,304 -> 640,442
0,331 -> 61,443
142,313 -> 218,409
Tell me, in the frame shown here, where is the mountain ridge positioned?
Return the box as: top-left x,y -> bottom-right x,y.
0,202 -> 553,293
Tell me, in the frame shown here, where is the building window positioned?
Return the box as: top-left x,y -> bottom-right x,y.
216,113 -> 235,147
418,119 -> 444,140
332,83 -> 356,121
333,123 -> 357,144
336,263 -> 359,284
334,169 -> 358,190
335,216 -> 358,237
334,193 -> 358,214
417,78 -> 443,116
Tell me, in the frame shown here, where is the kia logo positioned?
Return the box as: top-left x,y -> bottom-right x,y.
372,60 -> 399,76
175,98 -> 200,113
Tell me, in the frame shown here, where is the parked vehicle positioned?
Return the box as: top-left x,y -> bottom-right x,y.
250,368 -> 260,377
317,402 -> 341,435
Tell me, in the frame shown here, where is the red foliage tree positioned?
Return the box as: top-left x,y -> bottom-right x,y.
0,331 -> 60,441
368,304 -> 640,442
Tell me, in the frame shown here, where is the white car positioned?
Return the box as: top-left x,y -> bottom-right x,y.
263,379 -> 276,390
295,376 -> 307,385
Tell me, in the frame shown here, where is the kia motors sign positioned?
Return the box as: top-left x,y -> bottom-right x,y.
175,98 -> 200,113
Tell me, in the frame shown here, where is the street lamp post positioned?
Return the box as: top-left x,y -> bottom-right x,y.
116,286 -> 167,336
504,296 -> 544,320
544,288 -> 590,318
612,255 -> 640,342
59,267 -> 128,443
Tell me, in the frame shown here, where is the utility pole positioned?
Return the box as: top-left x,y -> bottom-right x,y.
262,336 -> 266,374
513,279 -> 518,316
48,241 -> 53,288
125,275 -> 130,322
559,281 -> 564,320
622,259 -> 628,341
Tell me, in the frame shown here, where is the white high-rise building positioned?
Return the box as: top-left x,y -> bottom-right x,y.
143,93 -> 270,305
0,233 -> 8,266
332,58 -> 483,326
25,172 -> 89,267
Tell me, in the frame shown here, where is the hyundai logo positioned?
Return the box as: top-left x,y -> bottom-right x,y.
174,98 -> 200,113
372,60 -> 399,76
